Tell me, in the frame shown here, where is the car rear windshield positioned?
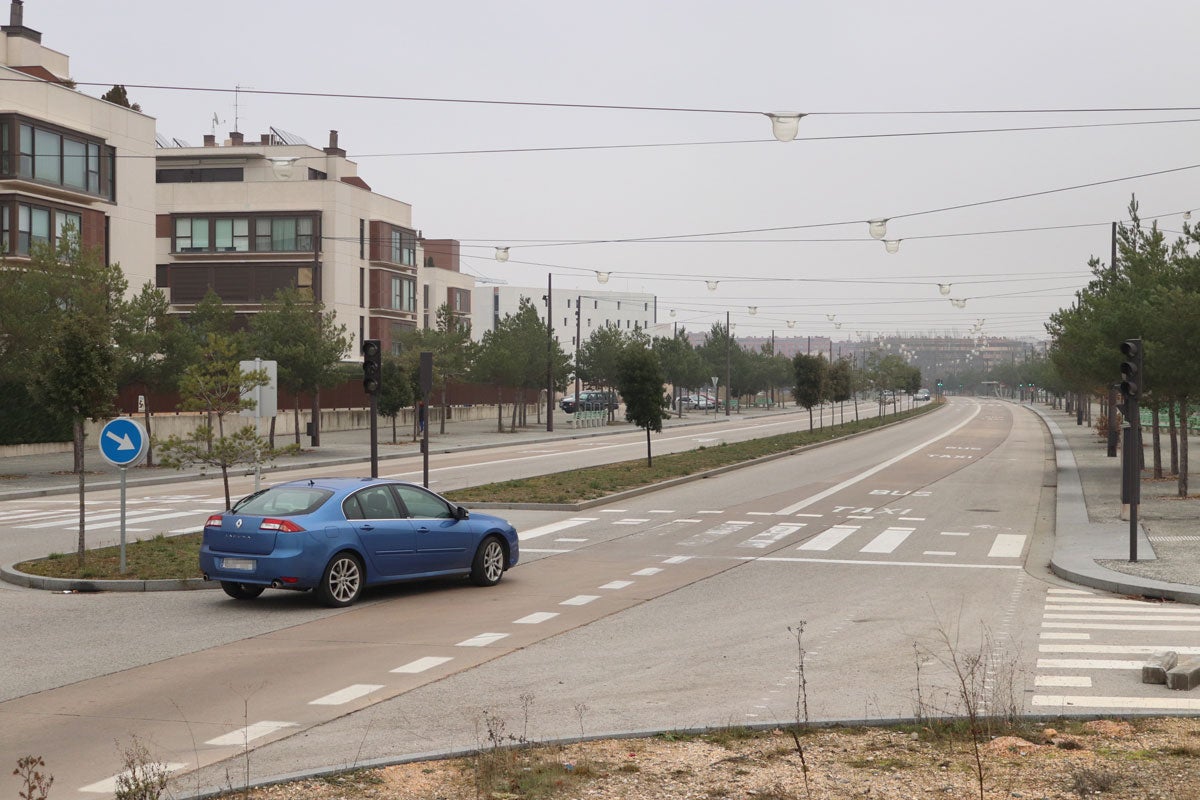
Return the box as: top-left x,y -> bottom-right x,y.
232,487 -> 333,516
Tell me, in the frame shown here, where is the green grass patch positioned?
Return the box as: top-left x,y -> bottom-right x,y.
15,532 -> 204,581
448,404 -> 937,505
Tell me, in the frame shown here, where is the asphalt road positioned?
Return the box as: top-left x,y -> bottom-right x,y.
3,397 -> 1196,798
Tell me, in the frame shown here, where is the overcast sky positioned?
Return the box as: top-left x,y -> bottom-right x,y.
25,1 -> 1200,342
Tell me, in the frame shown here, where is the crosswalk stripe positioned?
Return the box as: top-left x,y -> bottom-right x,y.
1045,612 -> 1200,622
987,533 -> 1026,558
1042,622 -> 1200,631
860,527 -> 914,554
798,525 -> 859,552
1036,659 -> 1143,669
739,523 -> 805,549
1040,644 -> 1200,655
1033,695 -> 1200,710
520,518 -> 597,541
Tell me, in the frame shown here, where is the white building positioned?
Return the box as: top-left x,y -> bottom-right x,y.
155,128 -> 426,355
472,285 -> 658,357
0,0 -> 156,289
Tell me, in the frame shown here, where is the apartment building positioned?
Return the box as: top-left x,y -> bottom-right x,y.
0,1 -> 156,287
420,237 -> 472,331
155,129 -> 426,355
472,285 -> 657,359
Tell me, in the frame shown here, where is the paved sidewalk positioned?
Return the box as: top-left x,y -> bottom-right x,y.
2,400 -> 1198,604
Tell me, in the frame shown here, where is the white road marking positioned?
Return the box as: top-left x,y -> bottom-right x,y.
612,519 -> 650,525
798,525 -> 860,551
555,537 -> 588,543
1042,622 -> 1200,631
679,521 -> 752,547
206,721 -> 297,746
1040,632 -> 1091,640
662,556 -> 692,564
674,518 -> 703,523
941,531 -> 971,537
1039,644 -> 1200,655
899,517 -> 925,521
522,548 -> 572,554
519,518 -> 597,541
739,523 -> 806,549
1048,588 -> 1094,595
794,513 -> 824,518
774,404 -> 982,515
600,509 -> 627,514
746,511 -> 775,516
1046,597 -> 1192,607
309,684 -> 384,706
1036,676 -> 1092,688
1045,612 -> 1200,622
391,656 -> 453,673
600,580 -> 634,589
560,595 -> 600,606
632,568 -> 663,576
514,612 -> 559,624
1036,659 -> 1144,670
697,510 -> 723,515
456,632 -> 509,647
1048,605 -> 1200,615
1033,695 -> 1200,710
847,515 -> 874,520
924,551 -> 957,556
648,510 -> 676,514
80,764 -> 188,793
860,527 -> 915,554
988,534 -> 1027,558
753,556 -> 1020,571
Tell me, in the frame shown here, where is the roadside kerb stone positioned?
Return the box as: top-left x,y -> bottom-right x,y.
1142,651 -> 1178,684
1167,658 -> 1200,691
0,562 -> 213,592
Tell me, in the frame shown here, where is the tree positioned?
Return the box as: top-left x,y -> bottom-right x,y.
398,304 -> 475,434
472,298 -> 570,431
377,354 -> 416,443
155,333 -> 288,508
100,84 -> 141,112
250,287 -> 351,446
792,353 -> 828,430
113,282 -> 185,466
616,344 -> 667,466
652,329 -> 705,415
578,323 -> 630,420
12,230 -> 127,567
697,321 -> 749,410
827,357 -> 854,424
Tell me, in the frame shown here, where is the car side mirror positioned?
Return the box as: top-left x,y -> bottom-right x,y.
454,505 -> 470,521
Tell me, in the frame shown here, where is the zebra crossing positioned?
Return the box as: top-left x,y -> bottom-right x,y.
1032,588 -> 1200,711
0,495 -> 222,535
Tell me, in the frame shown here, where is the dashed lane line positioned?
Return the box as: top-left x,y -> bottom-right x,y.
309,685 -> 385,706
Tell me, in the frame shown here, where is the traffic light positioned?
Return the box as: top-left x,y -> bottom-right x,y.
362,338 -> 382,395
1119,339 -> 1141,399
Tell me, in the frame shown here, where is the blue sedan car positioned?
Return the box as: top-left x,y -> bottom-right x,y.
200,477 -> 520,607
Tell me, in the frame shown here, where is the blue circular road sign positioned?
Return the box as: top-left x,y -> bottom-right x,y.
99,418 -> 148,468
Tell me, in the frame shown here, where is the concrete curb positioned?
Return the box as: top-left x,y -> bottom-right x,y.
0,562 -> 215,592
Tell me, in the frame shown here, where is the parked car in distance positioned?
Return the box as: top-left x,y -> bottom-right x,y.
200,477 -> 519,607
879,390 -> 898,405
682,394 -> 716,410
914,388 -> 931,401
561,390 -> 618,414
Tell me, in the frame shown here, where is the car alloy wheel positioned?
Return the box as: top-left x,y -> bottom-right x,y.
317,552 -> 364,607
470,537 -> 505,586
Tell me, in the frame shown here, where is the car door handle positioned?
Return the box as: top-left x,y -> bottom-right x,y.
415,527 -> 430,534
360,524 -> 376,531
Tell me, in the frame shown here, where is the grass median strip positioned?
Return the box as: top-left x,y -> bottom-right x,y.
12,404 -> 936,581
446,404 -> 936,505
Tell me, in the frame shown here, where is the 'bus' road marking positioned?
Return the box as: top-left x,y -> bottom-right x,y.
774,404 -> 982,515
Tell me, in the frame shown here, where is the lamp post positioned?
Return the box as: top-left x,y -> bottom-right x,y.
575,294 -> 582,413
725,310 -> 731,417
546,273 -> 554,432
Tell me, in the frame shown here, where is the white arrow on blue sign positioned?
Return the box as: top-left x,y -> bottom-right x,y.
98,418 -> 148,468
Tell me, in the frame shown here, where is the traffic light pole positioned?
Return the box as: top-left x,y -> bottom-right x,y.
369,394 -> 378,479
1118,338 -> 1143,562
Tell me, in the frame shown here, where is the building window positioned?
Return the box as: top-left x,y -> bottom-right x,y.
8,118 -> 112,199
173,214 -> 316,253
156,167 -> 244,183
390,276 -> 415,312
12,202 -> 79,255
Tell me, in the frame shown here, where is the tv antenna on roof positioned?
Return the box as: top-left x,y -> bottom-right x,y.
210,112 -> 223,135
233,84 -> 254,132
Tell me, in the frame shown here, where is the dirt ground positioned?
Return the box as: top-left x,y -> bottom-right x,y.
228,717 -> 1200,800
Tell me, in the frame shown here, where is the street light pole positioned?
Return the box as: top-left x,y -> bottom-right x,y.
546,273 -> 554,432
575,294 -> 582,411
725,309 -> 731,417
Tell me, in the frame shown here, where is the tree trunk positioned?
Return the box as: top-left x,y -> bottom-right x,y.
496,387 -> 503,433
75,418 -> 86,567
440,382 -> 448,435
645,426 -> 652,467
510,390 -> 519,432
269,415 -> 277,450
1169,403 -> 1179,476
221,463 -> 232,510
853,396 -> 859,422
293,398 -> 301,445
1179,396 -> 1190,498
808,407 -> 813,431
1152,404 -> 1162,479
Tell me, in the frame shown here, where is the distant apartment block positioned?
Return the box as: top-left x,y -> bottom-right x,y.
0,1 -> 155,288
155,128 -> 427,355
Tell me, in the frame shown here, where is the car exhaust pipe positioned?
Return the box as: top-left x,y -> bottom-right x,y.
270,580 -> 282,589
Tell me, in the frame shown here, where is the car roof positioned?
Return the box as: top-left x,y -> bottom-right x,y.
268,477 -> 414,493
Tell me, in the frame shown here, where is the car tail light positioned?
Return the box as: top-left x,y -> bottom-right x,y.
205,515 -> 223,528
260,518 -> 305,533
